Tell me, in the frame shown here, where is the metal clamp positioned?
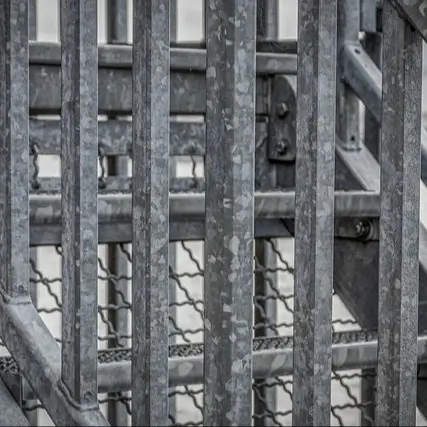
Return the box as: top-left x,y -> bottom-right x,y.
268,75 -> 297,163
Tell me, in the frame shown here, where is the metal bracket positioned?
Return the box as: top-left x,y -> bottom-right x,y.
268,75 -> 296,163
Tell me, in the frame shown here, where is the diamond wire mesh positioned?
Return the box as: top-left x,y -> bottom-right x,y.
0,147 -> 382,426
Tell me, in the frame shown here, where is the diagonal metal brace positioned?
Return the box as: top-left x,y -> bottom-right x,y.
388,0 -> 427,41
0,295 -> 109,427
0,377 -> 30,426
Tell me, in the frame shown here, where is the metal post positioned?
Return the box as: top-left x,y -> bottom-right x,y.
292,0 -> 337,425
131,1 -> 170,425
204,1 -> 256,425
27,1 -> 39,425
105,1 -> 129,425
0,0 -> 30,299
361,24 -> 382,427
254,1 -> 278,426
169,0 -> 178,423
376,2 -> 422,425
60,0 -> 99,409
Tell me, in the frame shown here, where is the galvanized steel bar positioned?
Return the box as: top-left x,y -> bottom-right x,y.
60,0 -> 99,407
14,333 -> 427,399
27,2 -> 39,425
132,1 -> 170,425
376,2 -> 422,425
105,1 -> 129,425
254,1 -> 279,425
169,1 -> 178,422
204,1 -> 256,425
293,0 -> 337,425
0,0 -> 30,299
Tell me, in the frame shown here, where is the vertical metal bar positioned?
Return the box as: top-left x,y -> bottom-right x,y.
376,3 -> 422,425
0,0 -> 30,299
254,2 -> 278,426
360,27 -> 382,427
362,32 -> 382,160
132,1 -> 170,425
336,0 -> 360,151
292,0 -> 337,425
105,1 -> 129,425
27,2 -> 39,425
169,0 -> 178,423
204,1 -> 256,425
60,0 -> 99,407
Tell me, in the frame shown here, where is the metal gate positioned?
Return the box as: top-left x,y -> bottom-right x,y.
0,0 -> 426,425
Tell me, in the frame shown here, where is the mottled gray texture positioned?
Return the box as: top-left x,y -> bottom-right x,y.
376,3 -> 422,425
131,1 -> 170,425
104,1 -> 129,425
0,0 -> 30,298
0,299 -> 108,426
60,0 -> 99,409
203,1 -> 256,425
293,0 -> 337,426
254,4 -> 280,424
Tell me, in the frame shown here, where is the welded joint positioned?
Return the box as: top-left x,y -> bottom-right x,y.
267,75 -> 296,163
0,295 -> 109,426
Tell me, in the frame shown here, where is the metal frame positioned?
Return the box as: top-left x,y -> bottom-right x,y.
0,0 -> 426,425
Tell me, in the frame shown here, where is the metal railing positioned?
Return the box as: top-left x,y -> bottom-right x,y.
0,0 -> 427,426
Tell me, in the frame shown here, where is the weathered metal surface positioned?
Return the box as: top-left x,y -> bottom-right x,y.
60,0 -> 99,409
0,0 -> 426,425
376,2 -> 422,424
203,1 -> 256,425
131,1 -> 170,425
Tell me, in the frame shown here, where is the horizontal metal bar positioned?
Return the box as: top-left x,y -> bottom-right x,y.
31,177 -> 206,194
30,190 -> 379,223
0,297 -> 108,425
30,64 -> 267,115
168,39 -> 297,53
28,191 -> 378,245
18,333 -> 427,398
30,120 -> 268,159
30,119 -> 215,156
29,41 -> 297,75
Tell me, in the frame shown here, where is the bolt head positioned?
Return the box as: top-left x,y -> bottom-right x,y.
276,140 -> 288,155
